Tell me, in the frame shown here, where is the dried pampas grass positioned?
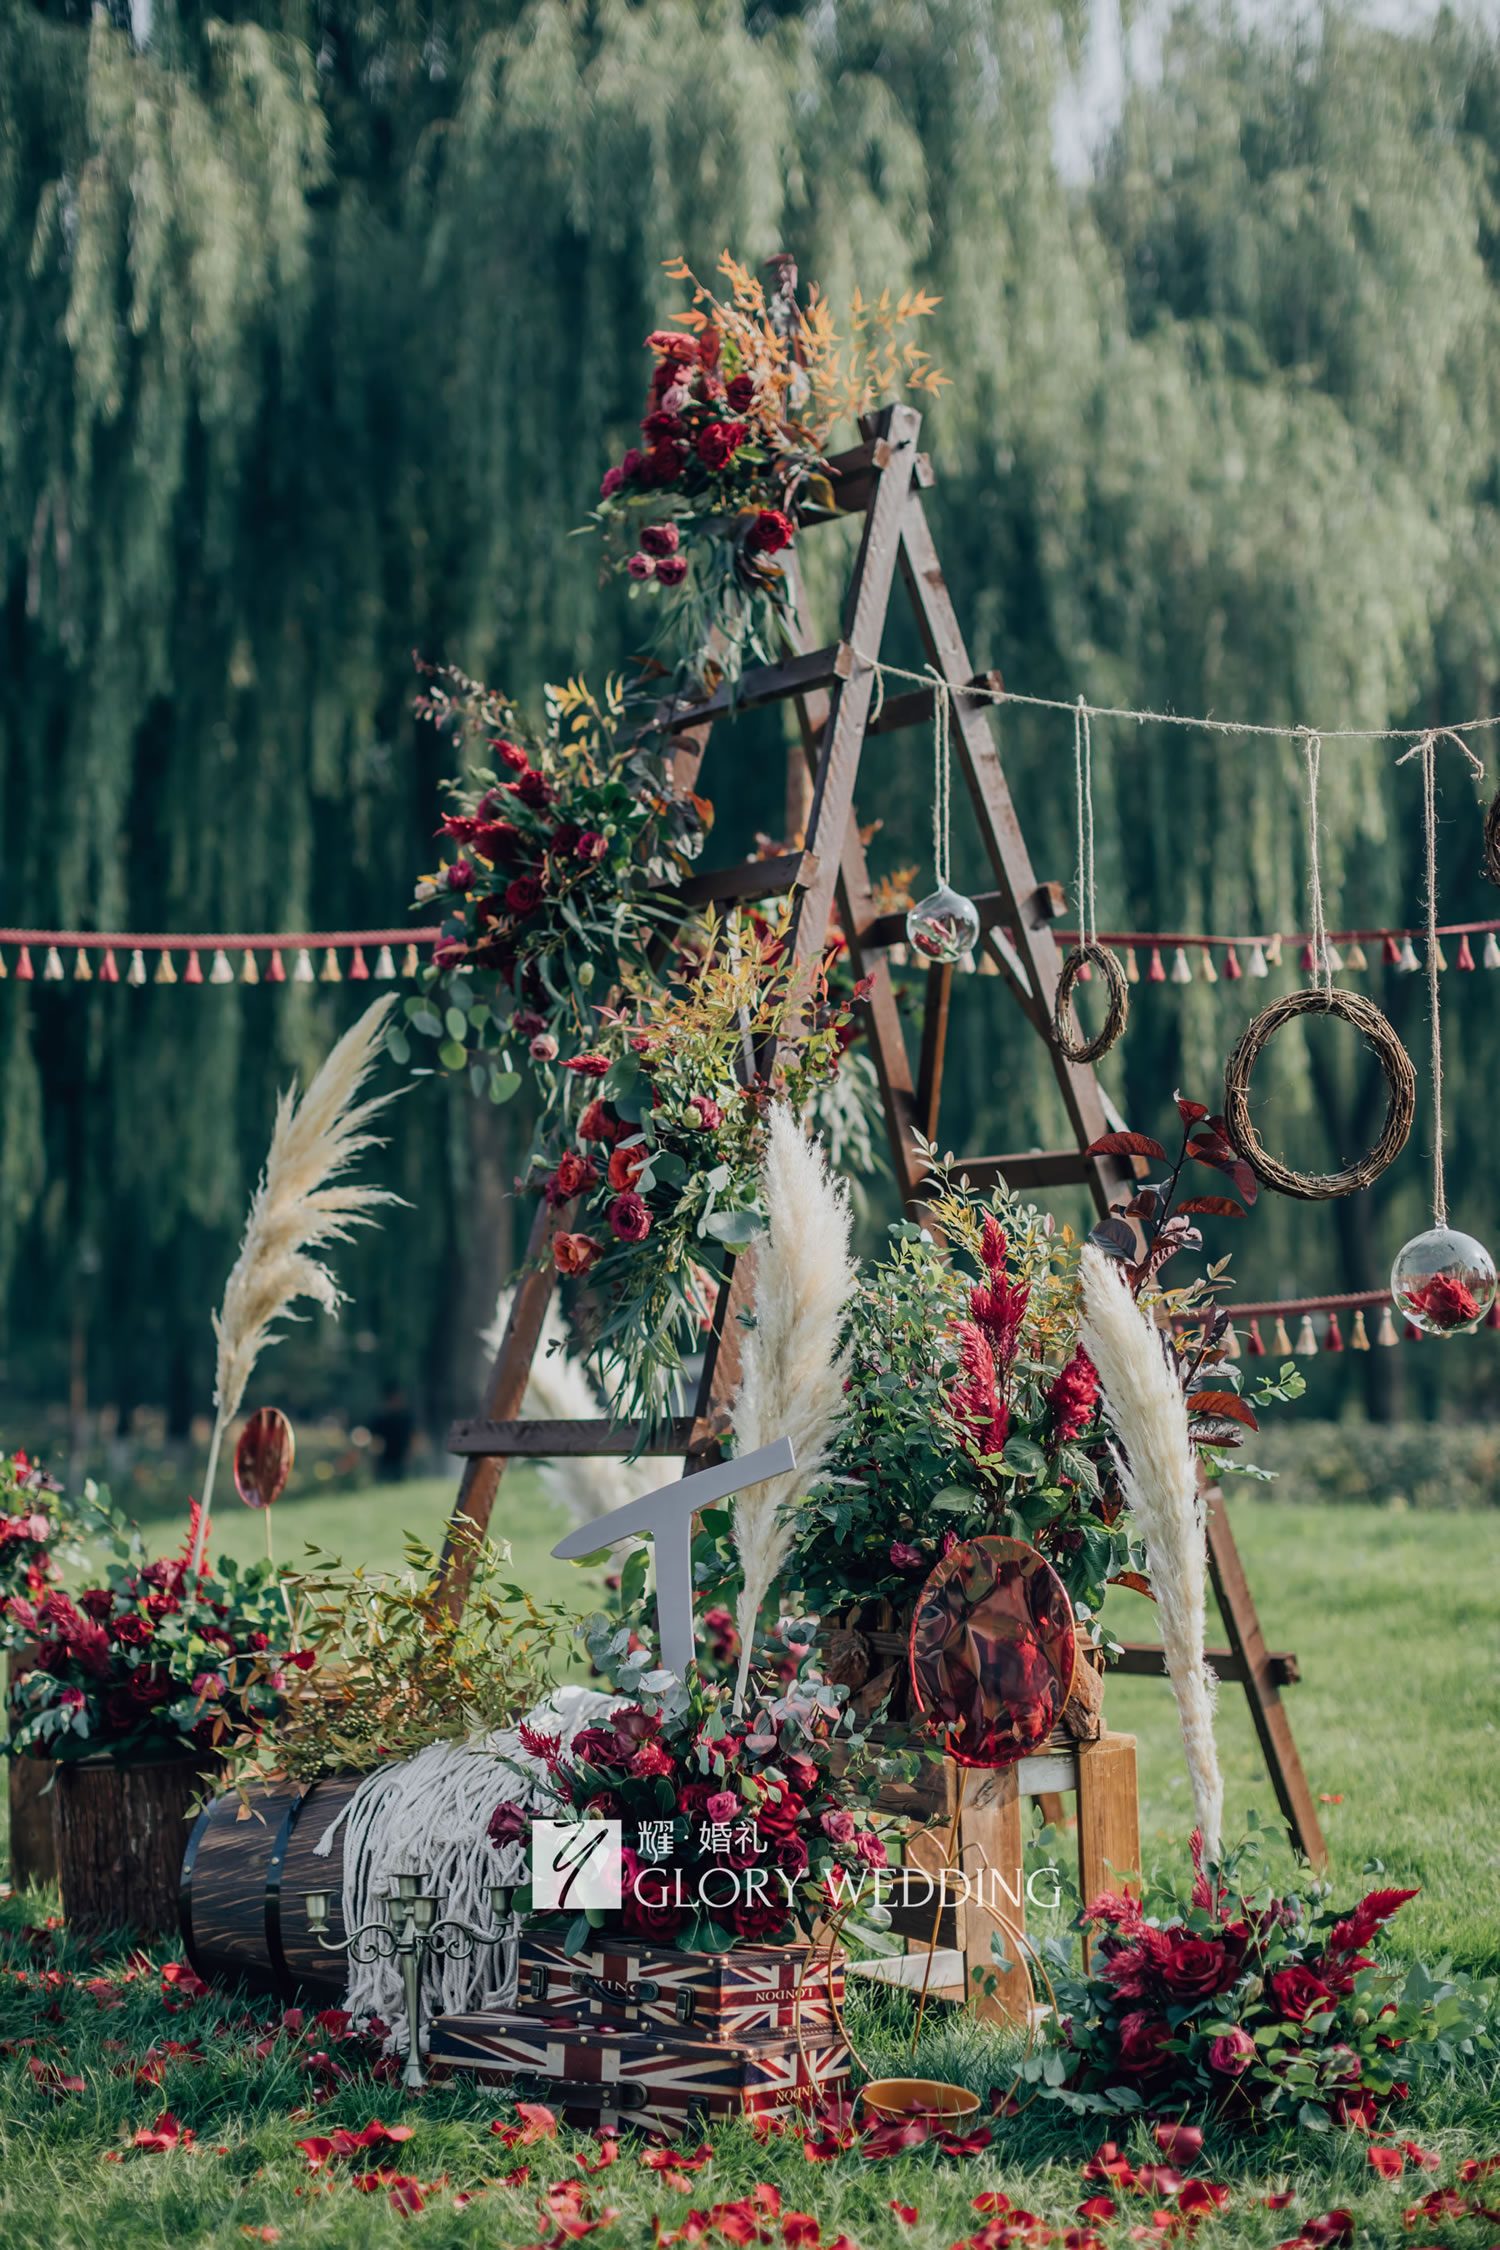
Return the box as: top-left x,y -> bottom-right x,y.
730,1106 -> 856,1711
188,997 -> 404,1574
1079,1243 -> 1224,1861
482,1289 -> 679,1527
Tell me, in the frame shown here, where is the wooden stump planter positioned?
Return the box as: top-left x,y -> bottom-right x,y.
51,1756 -> 206,1936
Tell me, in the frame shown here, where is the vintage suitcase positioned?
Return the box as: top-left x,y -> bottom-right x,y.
514,1934 -> 844,2041
426,2009 -> 850,2134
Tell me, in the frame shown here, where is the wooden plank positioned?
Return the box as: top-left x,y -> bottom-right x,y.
669,851 -> 817,910
1204,1486 -> 1327,1867
447,1418 -> 722,1459
654,646 -> 851,735
960,1779 -> 1030,2025
1076,1733 -> 1141,1963
1113,1642 -> 1301,1689
914,964 -> 952,1142
917,1150 -> 1093,1193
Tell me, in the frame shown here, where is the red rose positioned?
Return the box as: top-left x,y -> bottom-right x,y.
607,1145 -> 646,1193
548,823 -> 582,859
621,448 -> 644,480
775,1834 -> 809,1881
105,1686 -> 139,1732
492,740 -> 530,773
609,1705 -> 657,1750
683,1095 -> 723,1130
730,1894 -> 790,1941
628,553 -> 655,581
505,875 -> 544,917
547,1151 -> 598,1204
643,442 -> 685,486
79,1588 -> 114,1622
623,1861 -> 687,1940
725,374 -> 757,413
432,938 -> 467,969
552,1233 -> 602,1277
639,522 -> 680,558
641,409 -> 685,441
655,555 -> 688,588
578,1100 -> 621,1144
780,1754 -> 819,1796
645,330 -> 695,361
746,508 -> 794,556
570,1726 -> 623,1771
488,1802 -> 529,1850
600,465 -> 625,499
1116,2011 -> 1172,2074
1272,1966 -> 1335,2023
111,1613 -> 154,1649
128,1666 -> 175,1709
754,1781 -> 804,1841
575,832 -> 608,864
677,1781 -> 715,1818
1401,1272 -> 1481,1330
508,769 -> 556,810
608,1193 -> 651,1244
1208,2027 -> 1256,2076
696,421 -> 745,472
446,859 -> 475,891
1157,1933 -> 1239,2002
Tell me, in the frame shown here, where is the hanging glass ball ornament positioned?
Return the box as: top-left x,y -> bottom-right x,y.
905,882 -> 981,966
1390,1226 -> 1497,1336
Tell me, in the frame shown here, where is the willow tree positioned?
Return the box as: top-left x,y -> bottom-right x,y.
4,0 -> 1500,1433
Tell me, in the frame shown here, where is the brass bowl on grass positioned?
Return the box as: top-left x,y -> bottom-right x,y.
859,2077 -> 981,2124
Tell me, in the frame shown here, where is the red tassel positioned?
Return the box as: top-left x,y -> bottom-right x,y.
349,946 -> 370,981
1224,946 -> 1242,979
1487,1296 -> 1500,1329
1457,932 -> 1475,970
1246,1318 -> 1266,1356
1382,932 -> 1401,965
1403,1319 -> 1422,1341
99,948 -> 119,983
184,949 -> 203,984
16,947 -> 33,980
1299,939 -> 1316,972
267,949 -> 286,983
1324,1313 -> 1343,1352
1076,955 -> 1093,981
1148,945 -> 1166,983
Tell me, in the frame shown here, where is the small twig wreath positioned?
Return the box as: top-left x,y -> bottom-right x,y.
1483,790 -> 1500,889
1053,943 -> 1129,1064
1223,987 -> 1416,1200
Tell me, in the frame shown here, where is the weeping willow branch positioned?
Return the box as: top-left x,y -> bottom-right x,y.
188,998 -> 404,1576
730,1106 -> 855,1712
1079,1244 -> 1223,1861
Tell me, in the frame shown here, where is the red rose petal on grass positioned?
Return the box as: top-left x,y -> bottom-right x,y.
1318,1794 -> 1344,1805
783,2216 -> 820,2245
891,2206 -> 919,2226
862,2119 -> 929,2160
974,2195 -> 1012,2215
1402,2144 -> 1441,2172
1370,2148 -> 1406,2180
26,2058 -> 84,2095
295,2137 -> 335,2169
386,2177 -> 425,2216
826,2238 -> 863,2250
1086,2144 -> 1138,2186
499,2166 -> 531,2187
133,2111 -> 191,2152
1067,2231 -> 1108,2250
240,2229 -> 281,2242
1405,2191 -> 1472,2226
1299,2213 -> 1354,2247
1134,2169 -> 1186,2198
161,1962 -> 211,2000
1461,2160 -> 1500,2183
1152,2126 -> 1204,2163
578,2133 -> 620,2173
1262,2195 -> 1296,2211
1178,2181 -> 1231,2217
1079,2198 -> 1118,2220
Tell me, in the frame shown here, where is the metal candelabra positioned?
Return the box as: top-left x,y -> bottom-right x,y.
303,1872 -> 513,2092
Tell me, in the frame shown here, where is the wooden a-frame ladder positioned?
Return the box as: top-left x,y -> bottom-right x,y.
441,401 -> 1327,1870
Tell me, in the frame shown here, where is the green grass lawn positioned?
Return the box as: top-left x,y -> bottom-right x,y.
0,1492 -> 1494,2249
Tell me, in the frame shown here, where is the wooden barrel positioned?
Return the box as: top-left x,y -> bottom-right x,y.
180,1774 -> 362,2001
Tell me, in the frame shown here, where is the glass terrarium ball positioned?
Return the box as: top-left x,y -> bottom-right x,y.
905,883 -> 982,966
1390,1225 -> 1497,1336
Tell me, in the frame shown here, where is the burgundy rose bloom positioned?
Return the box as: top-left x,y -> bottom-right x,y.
1116,2010 -> 1172,2074
1209,2027 -> 1256,2076
600,465 -> 625,499
628,1740 -> 676,1779
627,553 -> 655,581
1402,1272 -> 1481,1330
780,1754 -> 819,1796
683,1095 -> 722,1130
129,1666 -> 175,1709
655,555 -> 688,588
547,823 -> 582,859
1157,1933 -> 1240,2002
509,769 -> 557,810
621,448 -> 644,480
608,1193 -> 652,1245
575,832 -> 608,864
578,1099 -> 621,1144
730,1894 -> 789,1941
432,937 -> 467,969
547,1151 -> 598,1204
696,421 -> 745,472
1272,1966 -> 1335,2023
643,442 -> 686,486
552,1232 -> 602,1277
623,1864 -> 686,1941
641,409 -> 685,441
445,859 -> 475,892
725,373 -> 757,413
569,1726 -> 623,1771
775,1834 -> 810,1882
610,1705 -> 658,1751
105,1686 -> 139,1732
639,522 -> 681,558
890,1541 -> 925,1571
488,1801 -> 529,1850
505,875 -> 544,917
754,1781 -> 804,1841
79,1588 -> 114,1622
111,1613 -> 154,1649
746,508 -> 794,556
474,821 -> 524,863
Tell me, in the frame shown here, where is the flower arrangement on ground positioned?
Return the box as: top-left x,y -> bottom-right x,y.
591,252 -> 947,690
5,1500 -> 298,1769
494,1610 -> 893,1958
1027,1828 -> 1494,2128
0,1446 -> 79,1620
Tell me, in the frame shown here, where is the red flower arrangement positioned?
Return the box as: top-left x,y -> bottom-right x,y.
0,1447 -> 75,1626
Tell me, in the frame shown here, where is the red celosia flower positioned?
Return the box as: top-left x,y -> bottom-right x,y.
562,1054 -> 612,1078
1047,1346 -> 1099,1442
1326,1886 -> 1419,1957
949,1321 -> 1009,1459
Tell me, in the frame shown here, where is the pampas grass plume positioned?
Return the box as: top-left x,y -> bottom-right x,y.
482,1289 -> 678,1526
730,1106 -> 856,1710
1078,1243 -> 1224,1860
188,997 -> 404,1573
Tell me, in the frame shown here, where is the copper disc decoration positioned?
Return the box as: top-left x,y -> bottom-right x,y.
234,1406 -> 295,1510
908,1536 -> 1077,1769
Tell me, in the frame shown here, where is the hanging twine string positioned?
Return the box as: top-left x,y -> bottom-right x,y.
1392,729 -> 1484,1226
929,665 -> 953,888
1300,730 -> 1331,999
1074,696 -> 1098,949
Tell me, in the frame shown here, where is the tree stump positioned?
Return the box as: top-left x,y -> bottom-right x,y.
6,1650 -> 56,1891
51,1759 -> 204,1936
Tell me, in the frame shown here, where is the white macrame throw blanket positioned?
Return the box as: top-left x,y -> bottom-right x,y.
312,1683 -> 622,2053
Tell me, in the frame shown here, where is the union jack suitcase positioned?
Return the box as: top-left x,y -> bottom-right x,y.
514,1934 -> 844,2042
426,2008 -> 850,2134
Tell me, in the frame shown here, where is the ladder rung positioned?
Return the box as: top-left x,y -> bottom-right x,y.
671,850 -> 818,910
656,644 -> 852,734
447,1416 -> 723,1459
927,1150 -> 1094,1190
1115,1642 -> 1301,1689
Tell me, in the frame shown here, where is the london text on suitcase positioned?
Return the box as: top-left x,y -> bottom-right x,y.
426,2010 -> 851,2135
515,1934 -> 845,2041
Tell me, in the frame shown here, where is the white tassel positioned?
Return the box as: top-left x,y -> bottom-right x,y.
210,949 -> 234,984
42,946 -> 64,981
293,948 -> 315,983
1398,935 -> 1420,972
1247,942 -> 1268,977
127,949 -> 147,987
1170,946 -> 1192,983
374,945 -> 397,980
730,1108 -> 856,1711
1080,1247 -> 1222,1861
1484,932 -> 1500,969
